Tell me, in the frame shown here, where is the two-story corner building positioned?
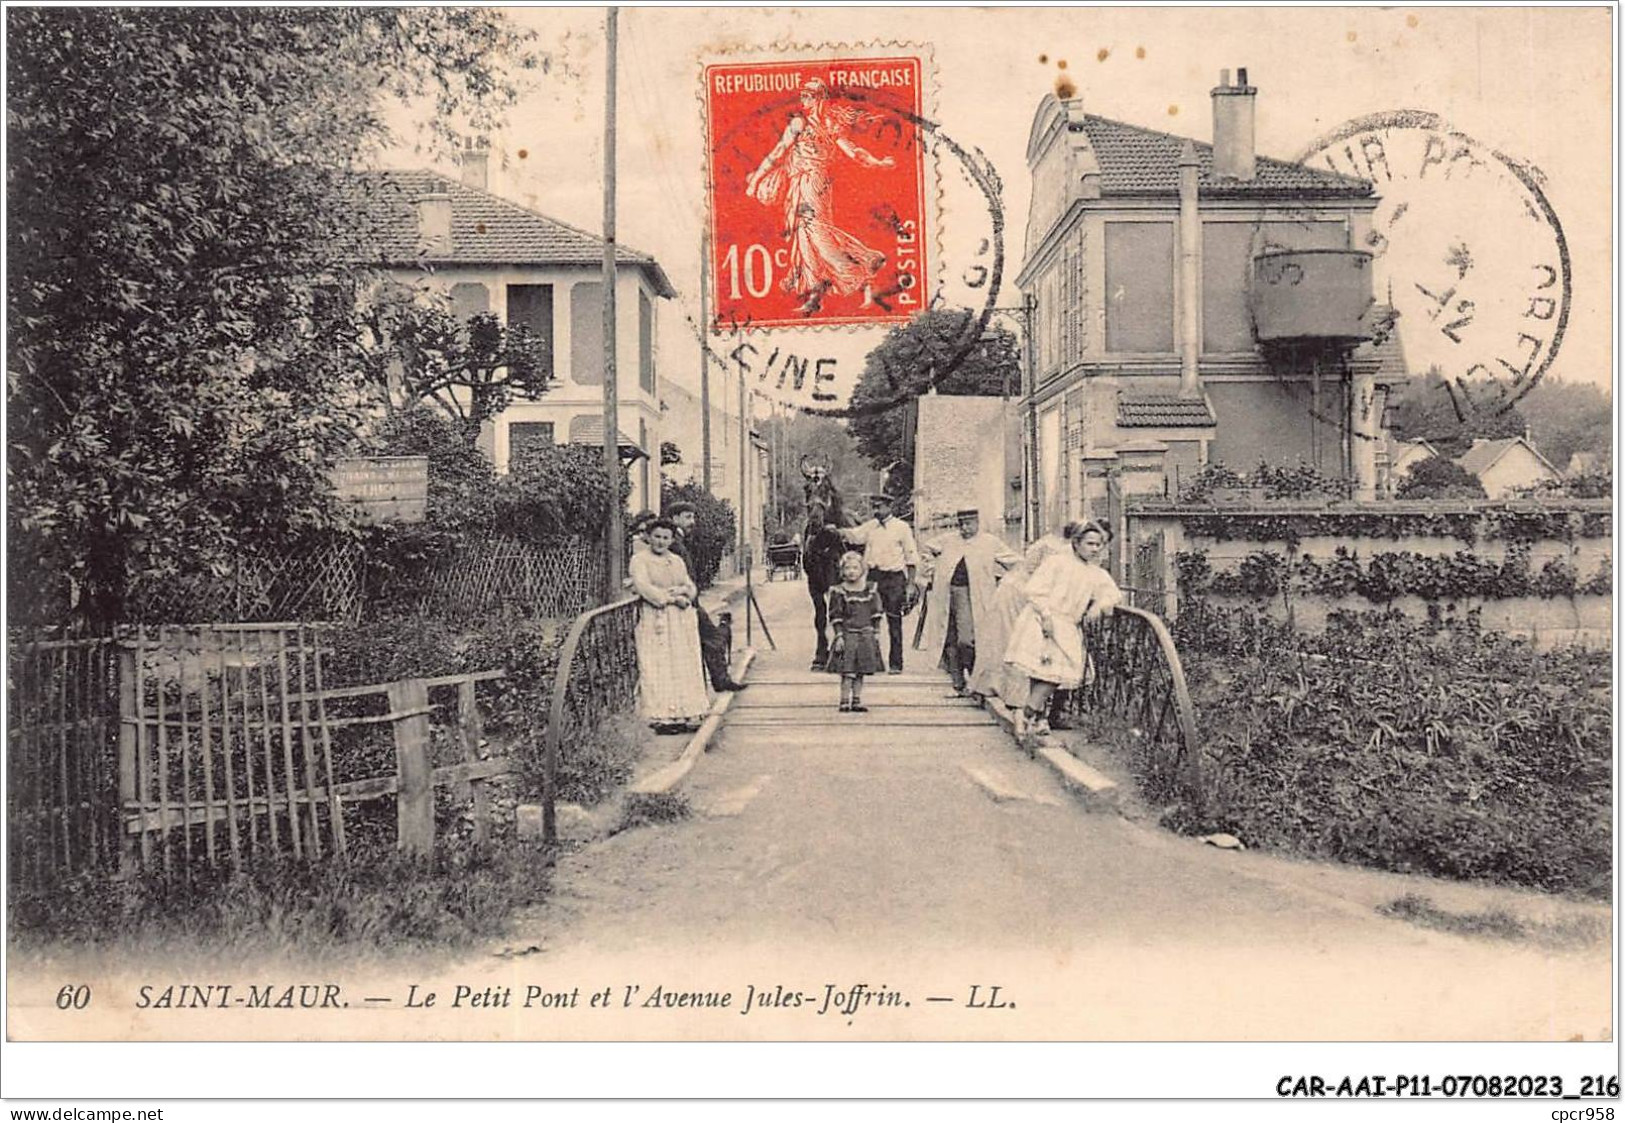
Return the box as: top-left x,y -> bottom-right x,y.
344,149 -> 676,512
1018,69 -> 1410,535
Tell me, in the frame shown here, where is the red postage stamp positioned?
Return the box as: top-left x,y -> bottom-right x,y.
704,55 -> 930,330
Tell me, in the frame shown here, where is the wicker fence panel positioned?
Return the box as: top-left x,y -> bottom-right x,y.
124,535 -> 601,625
128,541 -> 364,625
417,536 -> 602,620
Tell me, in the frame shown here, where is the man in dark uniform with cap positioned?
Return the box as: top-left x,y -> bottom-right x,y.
920,508 -> 1021,696
666,501 -> 747,692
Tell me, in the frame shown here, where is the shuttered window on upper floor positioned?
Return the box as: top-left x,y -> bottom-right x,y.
506,284 -> 555,375
570,282 -> 602,385
1104,222 -> 1174,353
639,289 -> 655,393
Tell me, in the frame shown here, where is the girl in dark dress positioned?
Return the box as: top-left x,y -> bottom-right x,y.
827,550 -> 885,712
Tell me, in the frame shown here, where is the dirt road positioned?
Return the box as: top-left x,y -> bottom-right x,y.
475,576 -> 1611,1041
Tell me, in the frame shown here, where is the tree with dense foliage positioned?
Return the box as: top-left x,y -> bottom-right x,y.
1386,369 -> 1529,459
498,444 -> 633,545
659,480 -> 737,590
1515,376 -> 1613,474
370,405 -> 497,530
7,7 -> 537,625
368,299 -> 553,443
847,308 -> 1019,483
1397,456 -> 1488,500
758,413 -> 877,535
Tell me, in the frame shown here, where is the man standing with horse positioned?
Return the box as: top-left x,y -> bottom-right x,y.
839,492 -> 920,675
801,456 -> 850,672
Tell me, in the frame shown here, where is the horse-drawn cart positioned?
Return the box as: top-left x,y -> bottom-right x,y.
764,539 -> 803,581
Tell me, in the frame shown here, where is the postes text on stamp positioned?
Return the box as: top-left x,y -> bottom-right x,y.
705,56 -> 931,330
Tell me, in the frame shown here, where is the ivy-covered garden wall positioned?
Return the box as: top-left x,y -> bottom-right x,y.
1108,495 -> 1616,897
1127,498 -> 1612,649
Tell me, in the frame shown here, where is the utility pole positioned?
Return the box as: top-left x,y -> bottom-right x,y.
738,367 -> 749,561
600,7 -> 623,593
700,228 -> 712,491
1022,291 -> 1039,542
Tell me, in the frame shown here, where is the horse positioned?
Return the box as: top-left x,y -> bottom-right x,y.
800,455 -> 856,671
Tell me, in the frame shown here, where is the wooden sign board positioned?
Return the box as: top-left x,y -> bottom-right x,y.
331,456 -> 429,524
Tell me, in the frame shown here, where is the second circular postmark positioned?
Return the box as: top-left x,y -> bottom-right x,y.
1295,110 -> 1570,419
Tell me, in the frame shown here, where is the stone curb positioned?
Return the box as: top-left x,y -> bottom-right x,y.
980,696 -> 1120,811
627,646 -> 759,797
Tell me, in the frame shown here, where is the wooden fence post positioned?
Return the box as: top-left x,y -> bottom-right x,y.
456,679 -> 491,848
389,679 -> 434,858
117,645 -> 138,876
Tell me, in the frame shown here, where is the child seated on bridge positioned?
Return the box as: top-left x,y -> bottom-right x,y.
827,551 -> 885,712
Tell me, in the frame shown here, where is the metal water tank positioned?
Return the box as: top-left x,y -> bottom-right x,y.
1251,249 -> 1374,343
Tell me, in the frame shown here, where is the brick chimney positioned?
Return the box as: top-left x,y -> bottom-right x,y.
1210,67 -> 1257,181
417,193 -> 453,255
459,137 -> 489,191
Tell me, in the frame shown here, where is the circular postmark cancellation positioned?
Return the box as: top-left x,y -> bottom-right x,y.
698,52 -> 1008,420
1295,110 -> 1571,422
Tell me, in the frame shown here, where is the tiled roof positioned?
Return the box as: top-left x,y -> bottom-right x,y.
1386,436 -> 1437,461
1080,115 -> 1372,197
1117,393 -> 1217,428
1455,437 -> 1543,477
567,415 -> 645,449
1350,320 -> 1410,384
338,170 -> 676,296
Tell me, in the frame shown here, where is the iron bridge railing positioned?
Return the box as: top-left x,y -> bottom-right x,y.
1068,605 -> 1203,807
542,595 -> 640,843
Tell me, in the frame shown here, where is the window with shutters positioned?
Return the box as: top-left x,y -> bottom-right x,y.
1070,226 -> 1089,357
569,282 -> 602,385
508,421 -> 555,467
450,282 -> 490,322
638,289 -> 655,393
1104,222 -> 1175,353
638,418 -> 650,503
1063,388 -> 1086,451
506,284 -> 555,373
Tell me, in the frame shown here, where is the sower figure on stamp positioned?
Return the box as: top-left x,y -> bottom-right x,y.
919,509 -> 1021,698
839,492 -> 920,675
744,78 -> 894,315
666,501 -> 747,692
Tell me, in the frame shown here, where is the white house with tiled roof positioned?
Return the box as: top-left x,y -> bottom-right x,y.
1455,436 -> 1563,498
344,151 -> 675,512
1017,69 -> 1409,535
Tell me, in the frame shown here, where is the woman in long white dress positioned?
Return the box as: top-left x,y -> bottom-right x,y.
967,522 -> 1080,702
628,519 -> 711,731
1001,521 -> 1122,736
